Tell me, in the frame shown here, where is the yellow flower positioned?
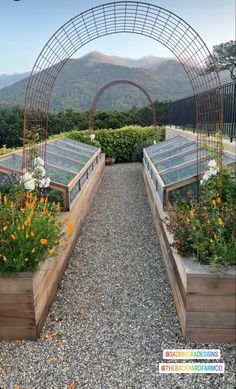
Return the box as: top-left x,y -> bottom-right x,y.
10,202 -> 14,209
20,208 -> 25,213
193,226 -> 196,230
26,233 -> 29,239
31,248 -> 35,253
2,256 -> 7,262
189,210 -> 195,217
11,234 -> 16,240
40,238 -> 47,245
3,195 -> 7,203
218,218 -> 223,225
186,217 -> 190,223
31,231 -> 35,237
3,226 -> 7,231
207,219 -> 211,225
217,197 -> 221,204
17,226 -> 21,231
212,199 -> 216,206
48,248 -> 55,255
21,225 -> 25,230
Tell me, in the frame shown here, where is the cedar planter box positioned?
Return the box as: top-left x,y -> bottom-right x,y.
0,155 -> 105,340
143,162 -> 236,343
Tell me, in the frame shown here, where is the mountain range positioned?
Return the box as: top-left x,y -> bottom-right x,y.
0,51 -> 231,111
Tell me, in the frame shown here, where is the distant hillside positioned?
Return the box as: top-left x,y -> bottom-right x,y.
0,51 -> 231,111
0,72 -> 30,90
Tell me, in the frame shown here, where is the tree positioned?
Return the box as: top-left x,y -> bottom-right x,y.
205,40 -> 236,81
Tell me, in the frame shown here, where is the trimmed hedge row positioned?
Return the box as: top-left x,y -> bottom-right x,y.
0,125 -> 165,162
68,125 -> 165,162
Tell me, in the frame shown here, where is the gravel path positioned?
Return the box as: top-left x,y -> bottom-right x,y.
0,163 -> 235,389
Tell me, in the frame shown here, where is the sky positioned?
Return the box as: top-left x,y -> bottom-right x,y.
0,0 -> 235,74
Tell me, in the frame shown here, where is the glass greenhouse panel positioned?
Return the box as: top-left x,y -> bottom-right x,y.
148,136 -> 191,157
45,166 -> 76,185
60,137 -> 98,152
155,150 -> 208,172
161,160 -> 208,185
46,154 -> 85,173
151,143 -> 197,163
0,154 -> 22,171
53,140 -> 94,157
147,136 -> 182,155
47,145 -> 90,163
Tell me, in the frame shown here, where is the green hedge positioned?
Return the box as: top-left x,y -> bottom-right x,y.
0,125 -> 165,162
68,125 -> 165,162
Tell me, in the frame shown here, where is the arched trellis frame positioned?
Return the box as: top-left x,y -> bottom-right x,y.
88,79 -> 157,130
23,0 -> 223,177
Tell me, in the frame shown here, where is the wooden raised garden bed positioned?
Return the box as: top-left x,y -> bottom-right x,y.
143,162 -> 236,343
0,154 -> 105,340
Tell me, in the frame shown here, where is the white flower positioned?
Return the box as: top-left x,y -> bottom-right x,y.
89,134 -> 96,141
21,171 -> 33,182
208,159 -> 217,168
34,165 -> 46,177
21,171 -> 36,191
153,140 -> 156,144
209,167 -> 218,176
38,177 -> 50,188
33,157 -> 45,167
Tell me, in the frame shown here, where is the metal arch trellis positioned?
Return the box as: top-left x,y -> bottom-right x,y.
23,0 -> 223,179
88,79 -> 157,130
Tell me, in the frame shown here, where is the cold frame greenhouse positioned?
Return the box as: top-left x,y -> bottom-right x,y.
0,137 -> 101,210
143,135 -> 236,207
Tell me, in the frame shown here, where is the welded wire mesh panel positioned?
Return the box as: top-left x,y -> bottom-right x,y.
88,79 -> 157,129
23,1 -> 223,179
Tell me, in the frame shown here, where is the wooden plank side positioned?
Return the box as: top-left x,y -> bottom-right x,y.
0,293 -> 34,310
0,309 -> 35,326
186,294 -> 236,312
0,277 -> 32,293
0,325 -> 36,341
186,311 -> 236,329
187,276 -> 236,295
185,328 -> 236,343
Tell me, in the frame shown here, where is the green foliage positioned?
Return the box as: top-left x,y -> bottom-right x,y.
68,125 -> 165,162
0,193 -> 64,274
165,166 -> 236,268
0,104 -> 168,149
205,40 -> 236,81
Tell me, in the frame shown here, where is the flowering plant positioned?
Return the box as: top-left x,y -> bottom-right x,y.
165,161 -> 236,268
0,192 -> 73,274
21,157 -> 50,192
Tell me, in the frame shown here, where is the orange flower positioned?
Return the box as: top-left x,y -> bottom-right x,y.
26,233 -> 29,239
40,238 -> 47,245
3,195 -> 7,203
20,208 -> 25,213
25,202 -> 34,209
10,202 -> 14,209
11,234 -> 17,240
31,248 -> 35,253
212,199 -> 216,206
186,217 -> 190,223
54,220 -> 60,227
14,385 -> 20,389
3,226 -> 7,231
207,219 -> 211,225
218,218 -> 223,225
69,382 -> 76,389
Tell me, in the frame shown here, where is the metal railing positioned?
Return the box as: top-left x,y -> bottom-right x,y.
168,81 -> 236,141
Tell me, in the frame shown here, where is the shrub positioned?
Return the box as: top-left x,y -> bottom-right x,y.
165,162 -> 236,268
0,192 -> 72,274
68,125 -> 165,162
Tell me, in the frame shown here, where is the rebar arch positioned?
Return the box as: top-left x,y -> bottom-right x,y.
88,80 -> 157,130
23,1 -> 223,170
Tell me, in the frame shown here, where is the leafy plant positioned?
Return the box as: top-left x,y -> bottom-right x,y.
0,192 -> 73,274
165,161 -> 236,268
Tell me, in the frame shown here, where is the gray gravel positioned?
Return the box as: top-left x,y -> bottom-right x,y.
0,163 -> 235,389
